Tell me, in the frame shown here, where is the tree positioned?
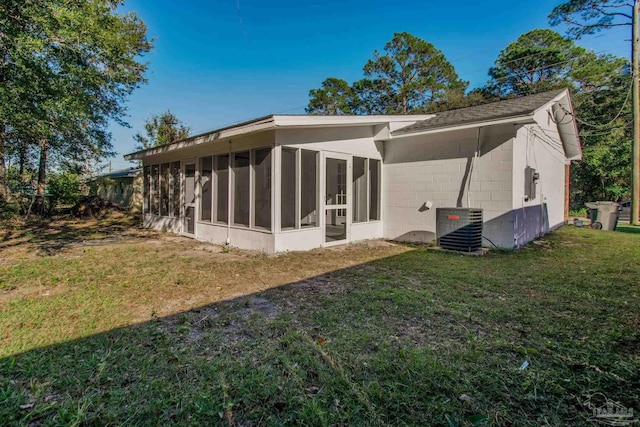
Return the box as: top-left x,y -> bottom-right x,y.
0,0 -> 152,208
487,29 -> 586,96
550,0 -> 638,224
570,59 -> 632,208
306,78 -> 355,115
425,88 -> 502,113
363,32 -> 467,113
484,27 -> 631,207
133,111 -> 190,150
306,32 -> 467,115
351,79 -> 389,114
549,0 -> 632,38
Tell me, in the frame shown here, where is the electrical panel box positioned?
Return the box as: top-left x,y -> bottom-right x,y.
525,167 -> 539,200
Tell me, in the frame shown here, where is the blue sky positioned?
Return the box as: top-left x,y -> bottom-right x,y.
108,0 -> 631,169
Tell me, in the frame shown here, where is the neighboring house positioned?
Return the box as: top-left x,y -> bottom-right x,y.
95,167 -> 143,211
124,89 -> 581,252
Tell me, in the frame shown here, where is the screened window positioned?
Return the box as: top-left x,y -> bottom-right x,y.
171,162 -> 180,217
146,162 -> 181,218
215,155 -> 229,223
151,164 -> 160,215
369,159 -> 381,220
281,148 -> 319,230
353,157 -> 368,223
300,150 -> 318,228
254,148 -> 272,229
143,166 -> 151,213
281,148 -> 297,230
233,151 -> 250,226
200,157 -> 213,222
160,163 -> 170,216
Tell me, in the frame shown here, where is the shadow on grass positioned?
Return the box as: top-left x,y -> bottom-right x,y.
1,238 -> 639,426
617,224 -> 640,235
0,212 -> 146,255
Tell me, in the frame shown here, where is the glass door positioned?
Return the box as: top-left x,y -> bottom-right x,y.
324,153 -> 350,245
183,161 -> 197,236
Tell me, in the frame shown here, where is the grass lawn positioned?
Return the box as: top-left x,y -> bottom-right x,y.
0,214 -> 638,426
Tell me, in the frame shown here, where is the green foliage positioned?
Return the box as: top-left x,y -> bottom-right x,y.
483,27 -> 631,207
487,29 -> 585,96
0,0 -> 152,199
549,0 -> 633,39
571,70 -> 632,207
47,169 -> 84,206
362,32 -> 468,113
307,32 -> 467,115
306,78 -> 355,115
133,111 -> 190,150
427,87 -> 501,113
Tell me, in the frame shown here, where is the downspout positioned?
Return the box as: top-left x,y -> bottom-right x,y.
226,140 -> 232,245
466,127 -> 482,207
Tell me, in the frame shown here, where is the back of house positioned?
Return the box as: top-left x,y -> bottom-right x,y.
124,89 -> 581,252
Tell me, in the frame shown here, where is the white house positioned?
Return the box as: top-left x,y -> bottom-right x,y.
124,89 -> 582,252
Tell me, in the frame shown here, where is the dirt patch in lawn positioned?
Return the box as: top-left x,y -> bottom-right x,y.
0,212 -> 412,355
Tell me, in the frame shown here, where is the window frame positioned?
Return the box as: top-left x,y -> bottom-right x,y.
199,156 -> 214,223
253,147 -> 273,231
279,146 -> 320,232
300,149 -> 319,229
143,146 -> 277,232
369,158 -> 381,221
231,150 -> 251,228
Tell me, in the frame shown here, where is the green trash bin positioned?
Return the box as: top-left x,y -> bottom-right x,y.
586,201 -> 620,231
585,202 -> 599,226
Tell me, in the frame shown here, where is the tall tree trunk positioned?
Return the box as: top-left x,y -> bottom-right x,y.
34,139 -> 47,215
0,124 -> 7,201
18,142 -> 25,181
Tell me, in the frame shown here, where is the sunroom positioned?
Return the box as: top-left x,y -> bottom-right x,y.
125,115 -> 429,252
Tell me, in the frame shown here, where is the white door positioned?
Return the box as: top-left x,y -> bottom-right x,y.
324,152 -> 351,246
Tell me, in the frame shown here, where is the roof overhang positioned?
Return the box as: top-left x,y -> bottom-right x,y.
386,88 -> 582,162
124,114 -> 432,161
387,115 -> 536,139
551,95 -> 583,161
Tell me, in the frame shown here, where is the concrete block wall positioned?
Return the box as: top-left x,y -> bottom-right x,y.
383,124 -> 517,247
511,122 -> 568,246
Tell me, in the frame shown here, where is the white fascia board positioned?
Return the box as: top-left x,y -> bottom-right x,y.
532,89 -> 582,161
272,115 -> 433,128
388,115 -> 535,140
124,117 -> 275,160
552,103 -> 583,161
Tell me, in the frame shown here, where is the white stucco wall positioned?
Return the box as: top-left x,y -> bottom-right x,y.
276,126 -> 382,158
382,124 -> 517,248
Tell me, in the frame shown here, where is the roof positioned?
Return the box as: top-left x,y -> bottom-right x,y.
124,89 -> 581,162
96,167 -> 141,179
392,90 -> 567,135
124,114 -> 432,160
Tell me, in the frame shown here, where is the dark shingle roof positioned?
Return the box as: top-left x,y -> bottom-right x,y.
99,167 -> 141,179
393,89 -> 566,135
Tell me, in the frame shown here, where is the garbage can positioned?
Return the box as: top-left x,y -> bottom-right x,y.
586,201 -> 620,231
585,202 -> 599,225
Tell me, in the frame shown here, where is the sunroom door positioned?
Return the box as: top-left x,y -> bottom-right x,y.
182,161 -> 197,236
324,153 -> 351,246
